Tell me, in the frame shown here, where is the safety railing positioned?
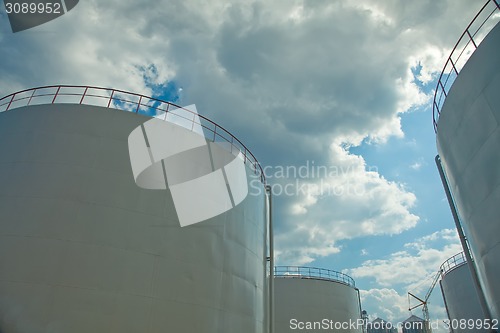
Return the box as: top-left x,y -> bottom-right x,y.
440,252 -> 467,278
274,266 -> 355,288
433,0 -> 500,132
0,85 -> 265,184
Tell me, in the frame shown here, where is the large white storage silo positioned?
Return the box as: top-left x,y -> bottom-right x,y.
274,266 -> 363,333
0,86 -> 268,333
433,0 -> 500,320
439,252 -> 488,333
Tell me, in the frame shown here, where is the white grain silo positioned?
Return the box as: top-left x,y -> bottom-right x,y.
0,85 -> 269,333
433,0 -> 500,321
274,266 -> 363,333
439,252 -> 488,333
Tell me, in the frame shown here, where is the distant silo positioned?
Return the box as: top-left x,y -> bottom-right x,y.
274,266 -> 363,333
402,315 -> 427,333
439,252 -> 488,333
433,0 -> 500,320
0,85 -> 268,333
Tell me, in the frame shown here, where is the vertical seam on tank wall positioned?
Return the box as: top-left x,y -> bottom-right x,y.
461,119 -> 499,209
206,142 -> 215,172
207,142 -> 236,207
221,168 -> 235,207
140,125 -> 155,165
218,224 -> 228,331
457,101 -> 498,185
160,160 -> 169,188
147,255 -> 159,333
474,136 -> 500,206
482,81 -> 500,126
484,240 -> 500,258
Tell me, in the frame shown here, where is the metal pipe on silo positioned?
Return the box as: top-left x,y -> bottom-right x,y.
266,185 -> 275,333
356,288 -> 366,333
435,155 -> 492,326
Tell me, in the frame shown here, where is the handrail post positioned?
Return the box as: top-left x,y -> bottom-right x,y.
27,88 -> 37,106
51,86 -> 61,104
266,185 -> 274,333
449,58 -> 459,76
107,89 -> 115,108
164,103 -> 170,120
466,30 -> 478,48
80,87 -> 88,104
6,93 -> 15,111
136,95 -> 143,113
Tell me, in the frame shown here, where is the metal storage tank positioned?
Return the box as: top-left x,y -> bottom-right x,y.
0,85 -> 268,333
274,266 -> 363,333
439,252 -> 488,333
433,0 -> 500,321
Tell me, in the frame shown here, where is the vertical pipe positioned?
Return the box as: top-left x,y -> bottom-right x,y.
356,288 -> 365,333
266,185 -> 274,333
263,187 -> 270,333
435,155 -> 493,325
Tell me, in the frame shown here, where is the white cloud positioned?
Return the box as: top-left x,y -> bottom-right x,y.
355,229 -> 462,332
361,288 -> 450,333
410,158 -> 426,171
410,162 -> 422,170
361,288 -> 409,322
349,229 -> 461,290
274,141 -> 419,264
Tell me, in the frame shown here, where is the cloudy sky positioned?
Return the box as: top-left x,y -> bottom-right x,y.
1,0 -> 497,331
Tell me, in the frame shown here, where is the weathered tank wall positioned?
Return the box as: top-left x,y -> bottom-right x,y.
436,22 -> 500,319
440,263 -> 488,332
0,103 -> 267,333
274,277 -> 362,333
